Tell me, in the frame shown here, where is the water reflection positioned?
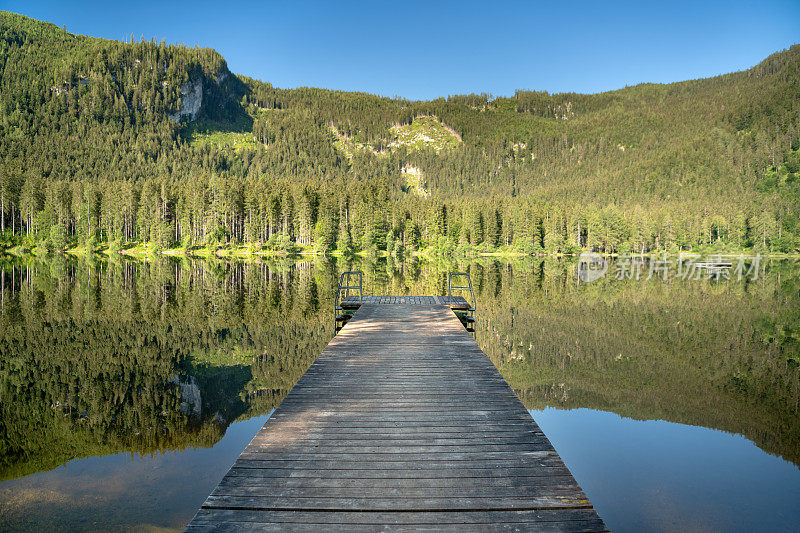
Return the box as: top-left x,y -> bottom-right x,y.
0,254 -> 798,531
0,413 -> 271,531
0,257 -> 329,485
534,408 -> 800,532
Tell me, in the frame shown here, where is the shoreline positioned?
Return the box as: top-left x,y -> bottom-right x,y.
1,243 -> 797,261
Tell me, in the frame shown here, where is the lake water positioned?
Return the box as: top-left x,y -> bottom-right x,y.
0,255 -> 798,531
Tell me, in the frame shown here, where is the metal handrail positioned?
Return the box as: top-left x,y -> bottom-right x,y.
448,272 -> 475,311
335,271 -> 363,311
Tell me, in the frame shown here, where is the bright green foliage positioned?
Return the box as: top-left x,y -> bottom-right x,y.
188,127 -> 261,151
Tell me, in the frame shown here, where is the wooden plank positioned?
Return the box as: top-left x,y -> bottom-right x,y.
230,458 -> 569,470
190,508 -> 605,523
224,464 -> 572,478
187,509 -> 608,532
186,301 -> 605,531
213,476 -> 583,492
201,494 -> 593,511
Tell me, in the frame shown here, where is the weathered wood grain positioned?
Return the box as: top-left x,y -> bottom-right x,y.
187,509 -> 608,532
186,302 -> 606,531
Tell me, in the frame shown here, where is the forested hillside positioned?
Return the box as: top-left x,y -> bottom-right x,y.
1,11 -> 798,255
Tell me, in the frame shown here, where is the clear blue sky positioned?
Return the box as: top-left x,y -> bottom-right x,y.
3,0 -> 799,100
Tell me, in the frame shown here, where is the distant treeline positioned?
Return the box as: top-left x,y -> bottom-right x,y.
0,175 -> 795,255
0,11 -> 798,255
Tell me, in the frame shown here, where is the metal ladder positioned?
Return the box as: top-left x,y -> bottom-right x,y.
335,271 -> 363,333
448,272 -> 476,332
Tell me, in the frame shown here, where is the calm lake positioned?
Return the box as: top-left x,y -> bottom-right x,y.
0,255 -> 799,532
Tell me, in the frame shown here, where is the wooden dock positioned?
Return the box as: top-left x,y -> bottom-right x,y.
186,299 -> 607,531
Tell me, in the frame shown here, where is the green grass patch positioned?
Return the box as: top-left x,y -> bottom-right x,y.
184,118 -> 261,151
330,125 -> 388,160
389,115 -> 461,152
189,129 -> 261,151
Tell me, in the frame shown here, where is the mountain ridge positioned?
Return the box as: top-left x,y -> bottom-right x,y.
0,11 -> 798,255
